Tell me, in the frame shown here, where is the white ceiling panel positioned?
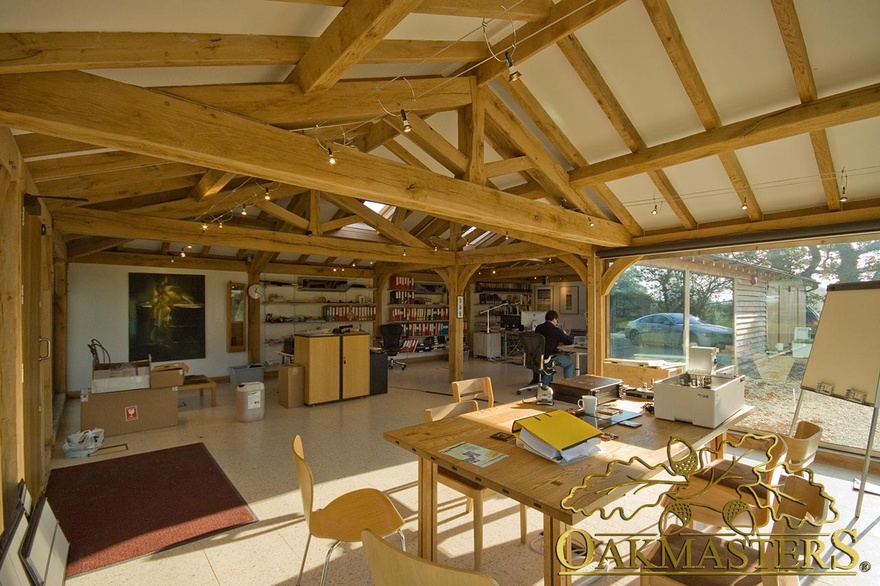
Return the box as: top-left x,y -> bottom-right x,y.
663,156 -> 746,225
826,118 -> 880,203
736,135 -> 826,215
575,0 -> 704,146
516,45 -> 629,163
669,0 -> 799,124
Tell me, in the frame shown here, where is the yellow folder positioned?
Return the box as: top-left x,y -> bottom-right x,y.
511,410 -> 601,452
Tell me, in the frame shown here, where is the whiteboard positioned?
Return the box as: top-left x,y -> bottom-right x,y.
801,282 -> 880,406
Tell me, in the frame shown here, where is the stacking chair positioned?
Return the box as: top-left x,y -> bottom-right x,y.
362,529 -> 500,586
451,377 -> 494,407
380,323 -> 406,369
291,435 -> 405,586
663,435 -> 788,534
640,474 -> 831,585
423,401 -> 527,570
780,421 -> 823,474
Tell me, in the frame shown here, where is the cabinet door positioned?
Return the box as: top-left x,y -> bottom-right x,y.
300,336 -> 341,405
341,335 -> 369,399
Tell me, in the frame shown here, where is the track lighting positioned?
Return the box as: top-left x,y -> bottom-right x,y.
589,217 -> 595,227
201,223 -> 208,233
741,199 -> 748,210
651,204 -> 658,215
327,147 -> 336,165
264,187 -> 271,200
401,109 -> 412,133
504,231 -> 509,240
241,204 -> 248,216
505,51 -> 521,82
402,248 -> 407,257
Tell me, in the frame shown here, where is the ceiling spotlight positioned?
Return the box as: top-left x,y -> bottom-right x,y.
492,269 -> 497,275
504,231 -> 509,240
186,244 -> 192,249
504,51 -> 521,82
651,204 -> 658,215
264,186 -> 271,200
241,204 -> 248,216
433,245 -> 438,252
179,251 -> 186,258
741,199 -> 748,210
840,195 -> 848,203
402,248 -> 407,257
327,147 -> 336,165
589,217 -> 595,227
218,222 -> 223,228
201,223 -> 208,233
400,109 -> 412,133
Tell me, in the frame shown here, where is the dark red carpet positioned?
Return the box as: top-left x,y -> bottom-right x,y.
46,443 -> 255,576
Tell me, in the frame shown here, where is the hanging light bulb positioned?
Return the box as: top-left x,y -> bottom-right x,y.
651,204 -> 658,215
504,51 -> 521,82
400,109 -> 412,133
327,147 -> 336,165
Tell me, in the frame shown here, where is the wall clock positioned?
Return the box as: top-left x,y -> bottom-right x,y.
247,283 -> 265,300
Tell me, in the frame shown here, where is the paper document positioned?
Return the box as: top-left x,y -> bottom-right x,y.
516,431 -> 601,463
441,442 -> 508,468
511,410 -> 602,452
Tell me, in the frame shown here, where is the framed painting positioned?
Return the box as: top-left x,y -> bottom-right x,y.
535,287 -> 553,312
559,285 -> 579,315
129,273 -> 205,361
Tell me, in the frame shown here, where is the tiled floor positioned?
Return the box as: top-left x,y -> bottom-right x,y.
53,357 -> 880,585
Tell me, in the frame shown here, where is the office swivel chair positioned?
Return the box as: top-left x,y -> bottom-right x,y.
517,331 -> 556,395
379,323 -> 406,370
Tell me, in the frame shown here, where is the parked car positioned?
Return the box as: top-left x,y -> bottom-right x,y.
805,306 -> 820,336
624,313 -> 733,349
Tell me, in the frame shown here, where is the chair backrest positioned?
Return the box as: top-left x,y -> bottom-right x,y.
362,529 -> 500,586
380,323 -> 404,355
766,475 -> 832,575
291,435 -> 315,527
782,421 -> 823,471
424,400 -> 480,423
519,331 -> 546,373
451,377 -> 494,407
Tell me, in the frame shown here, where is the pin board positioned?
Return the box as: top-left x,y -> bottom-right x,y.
801,281 -> 880,407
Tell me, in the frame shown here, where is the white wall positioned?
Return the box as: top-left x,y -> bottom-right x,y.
68,263 -> 248,391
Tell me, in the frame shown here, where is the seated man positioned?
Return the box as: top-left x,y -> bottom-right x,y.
534,310 -> 574,384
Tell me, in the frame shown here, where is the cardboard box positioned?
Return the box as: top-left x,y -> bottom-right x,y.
150,362 -> 189,388
278,364 -> 304,408
602,359 -> 685,388
80,386 -> 178,436
92,359 -> 151,393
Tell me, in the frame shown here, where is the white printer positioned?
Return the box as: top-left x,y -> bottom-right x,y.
653,347 -> 745,428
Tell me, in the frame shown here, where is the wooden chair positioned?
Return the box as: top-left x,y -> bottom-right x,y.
362,529 -> 500,586
423,401 -> 527,570
641,474 -> 830,585
780,421 -> 823,474
451,377 -> 494,407
663,435 -> 788,534
291,435 -> 405,586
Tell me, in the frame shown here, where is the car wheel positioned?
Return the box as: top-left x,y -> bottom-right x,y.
628,330 -> 641,346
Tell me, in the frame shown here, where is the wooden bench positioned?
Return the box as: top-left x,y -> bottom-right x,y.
178,375 -> 217,407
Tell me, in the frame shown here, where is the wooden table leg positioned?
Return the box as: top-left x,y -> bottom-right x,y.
711,431 -> 727,459
417,457 -> 438,561
544,515 -> 572,586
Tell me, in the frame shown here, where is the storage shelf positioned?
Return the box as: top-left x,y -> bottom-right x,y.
391,320 -> 449,324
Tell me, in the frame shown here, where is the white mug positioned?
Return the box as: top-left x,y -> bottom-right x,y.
577,395 -> 597,416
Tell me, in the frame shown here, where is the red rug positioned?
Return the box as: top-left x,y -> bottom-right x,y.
45,443 -> 255,576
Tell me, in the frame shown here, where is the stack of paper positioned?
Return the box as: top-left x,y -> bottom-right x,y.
512,411 -> 602,463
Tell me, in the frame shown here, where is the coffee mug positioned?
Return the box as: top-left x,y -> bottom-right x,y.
577,395 -> 597,415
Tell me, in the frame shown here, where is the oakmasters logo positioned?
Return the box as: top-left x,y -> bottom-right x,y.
555,434 -> 865,580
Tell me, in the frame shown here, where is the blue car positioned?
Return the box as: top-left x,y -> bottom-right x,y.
624,313 -> 733,349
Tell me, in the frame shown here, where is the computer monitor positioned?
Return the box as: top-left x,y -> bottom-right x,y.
520,311 -> 545,330
500,314 -> 520,329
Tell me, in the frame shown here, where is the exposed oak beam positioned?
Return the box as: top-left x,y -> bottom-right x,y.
570,82 -> 880,186
285,0 -> 421,94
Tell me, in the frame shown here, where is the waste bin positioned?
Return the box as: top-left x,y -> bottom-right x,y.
236,381 -> 265,422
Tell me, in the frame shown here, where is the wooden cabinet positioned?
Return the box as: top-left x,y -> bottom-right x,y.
296,332 -> 370,405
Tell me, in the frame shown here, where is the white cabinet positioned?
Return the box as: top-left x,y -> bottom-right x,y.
473,332 -> 501,358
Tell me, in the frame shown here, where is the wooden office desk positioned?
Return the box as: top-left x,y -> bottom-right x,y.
178,375 -> 217,407
385,401 -> 754,586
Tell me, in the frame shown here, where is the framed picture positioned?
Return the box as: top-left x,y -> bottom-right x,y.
559,285 -> 579,314
129,273 -> 206,361
535,287 -> 553,312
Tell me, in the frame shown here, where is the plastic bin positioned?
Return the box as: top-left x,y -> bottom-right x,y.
229,364 -> 264,386
236,382 -> 265,422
